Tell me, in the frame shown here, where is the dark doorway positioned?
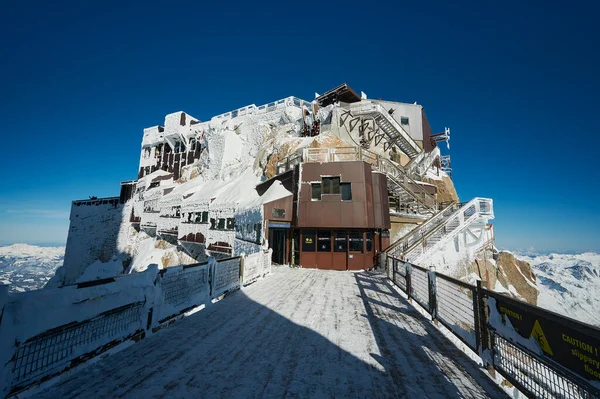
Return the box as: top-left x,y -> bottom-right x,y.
270,229 -> 287,264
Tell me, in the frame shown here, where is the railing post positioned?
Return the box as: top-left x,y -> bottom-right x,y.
476,280 -> 490,361
405,262 -> 412,301
428,267 -> 438,321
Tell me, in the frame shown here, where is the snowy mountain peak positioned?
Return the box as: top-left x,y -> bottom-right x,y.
0,243 -> 65,259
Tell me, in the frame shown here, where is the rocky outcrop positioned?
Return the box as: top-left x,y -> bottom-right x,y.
495,251 -> 538,305
424,175 -> 459,204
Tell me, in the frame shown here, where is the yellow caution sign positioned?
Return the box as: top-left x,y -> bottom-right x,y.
531,319 -> 553,356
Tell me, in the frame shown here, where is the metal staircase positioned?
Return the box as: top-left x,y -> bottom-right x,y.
376,157 -> 438,217
386,198 -> 494,263
347,102 -> 422,159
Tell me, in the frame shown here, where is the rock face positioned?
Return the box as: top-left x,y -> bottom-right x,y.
425,175 -> 459,204
495,251 -> 539,305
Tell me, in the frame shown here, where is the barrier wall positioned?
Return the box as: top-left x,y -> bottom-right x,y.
0,251 -> 272,397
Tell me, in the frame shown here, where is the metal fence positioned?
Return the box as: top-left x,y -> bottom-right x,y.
1,251 -> 273,397
385,255 -> 600,399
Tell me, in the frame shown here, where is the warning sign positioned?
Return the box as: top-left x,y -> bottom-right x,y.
491,292 -> 600,384
530,319 -> 553,356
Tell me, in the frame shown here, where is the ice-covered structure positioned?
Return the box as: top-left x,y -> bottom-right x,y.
55,83 -> 532,300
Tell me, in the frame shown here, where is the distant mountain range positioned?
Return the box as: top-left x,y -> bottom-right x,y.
515,252 -> 600,327
0,244 -> 65,293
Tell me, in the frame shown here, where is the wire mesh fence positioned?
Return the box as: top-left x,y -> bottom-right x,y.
435,274 -> 477,351
493,334 -> 599,399
12,302 -> 144,387
410,265 -> 429,310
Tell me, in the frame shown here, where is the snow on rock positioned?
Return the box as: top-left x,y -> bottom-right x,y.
515,252 -> 600,327
0,244 -> 65,293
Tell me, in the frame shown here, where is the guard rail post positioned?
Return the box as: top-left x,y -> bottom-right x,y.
428,267 -> 438,322
476,280 -> 490,362
405,262 -> 412,302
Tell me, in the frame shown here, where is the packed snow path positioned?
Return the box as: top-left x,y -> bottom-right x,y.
37,267 -> 507,398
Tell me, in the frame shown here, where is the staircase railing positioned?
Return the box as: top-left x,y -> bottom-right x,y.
387,198 -> 494,262
347,102 -> 422,158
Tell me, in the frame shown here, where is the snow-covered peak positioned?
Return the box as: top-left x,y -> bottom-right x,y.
0,244 -> 65,259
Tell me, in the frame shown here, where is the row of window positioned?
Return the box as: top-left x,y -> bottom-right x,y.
311,177 -> 352,201
297,230 -> 373,253
235,222 -> 262,244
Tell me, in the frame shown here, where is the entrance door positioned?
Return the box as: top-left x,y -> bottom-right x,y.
270,228 -> 287,264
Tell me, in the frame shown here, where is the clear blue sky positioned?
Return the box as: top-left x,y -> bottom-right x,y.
1,1 -> 598,252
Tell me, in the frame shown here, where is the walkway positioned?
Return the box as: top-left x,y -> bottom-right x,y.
37,267 -> 508,398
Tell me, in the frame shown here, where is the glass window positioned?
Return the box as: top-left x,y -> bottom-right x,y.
190,138 -> 196,151
349,231 -> 364,252
302,230 -> 316,252
210,218 -> 216,229
341,183 -> 352,200
255,223 -> 261,243
321,177 -> 341,195
218,219 -> 225,230
317,230 -> 331,252
401,117 -> 409,125
334,231 -> 347,252
226,218 -> 235,230
366,231 -> 373,252
194,212 -> 202,223
311,183 -> 321,200
202,211 -> 208,223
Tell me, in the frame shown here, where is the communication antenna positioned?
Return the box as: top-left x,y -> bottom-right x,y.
445,127 -> 451,150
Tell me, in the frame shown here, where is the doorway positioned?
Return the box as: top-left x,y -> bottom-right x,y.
270,228 -> 287,264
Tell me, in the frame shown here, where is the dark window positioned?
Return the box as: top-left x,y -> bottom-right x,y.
187,213 -> 192,223
302,230 -> 316,252
255,223 -> 261,243
247,224 -> 252,234
366,232 -> 373,252
311,183 -> 321,200
190,138 -> 196,151
217,218 -> 225,230
349,231 -> 364,252
194,212 -> 202,223
210,218 -> 216,229
226,218 -> 235,230
317,230 -> 331,252
322,177 -> 340,195
334,231 -> 347,252
272,208 -> 285,218
202,211 -> 208,223
341,183 -> 352,200
401,117 -> 409,125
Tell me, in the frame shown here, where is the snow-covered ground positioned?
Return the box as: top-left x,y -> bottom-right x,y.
0,244 -> 64,293
35,267 -> 507,398
515,252 -> 600,327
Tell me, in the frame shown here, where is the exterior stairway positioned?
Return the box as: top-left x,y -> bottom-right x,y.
385,198 -> 494,263
347,102 -> 422,159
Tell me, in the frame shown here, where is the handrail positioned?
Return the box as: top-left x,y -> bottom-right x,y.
386,202 -> 457,255
348,101 -> 422,157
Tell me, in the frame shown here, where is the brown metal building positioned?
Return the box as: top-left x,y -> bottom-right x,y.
261,160 -> 391,270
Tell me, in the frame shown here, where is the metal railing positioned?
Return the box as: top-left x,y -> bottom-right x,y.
385,255 -> 600,399
1,251 -> 273,397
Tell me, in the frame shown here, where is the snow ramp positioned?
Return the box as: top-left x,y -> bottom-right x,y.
36,267 -> 507,398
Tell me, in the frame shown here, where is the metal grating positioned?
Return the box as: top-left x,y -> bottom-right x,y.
12,302 -> 143,386
436,275 -> 477,351
493,334 -> 600,399
410,265 -> 429,309
392,258 -> 407,293
162,267 -> 208,307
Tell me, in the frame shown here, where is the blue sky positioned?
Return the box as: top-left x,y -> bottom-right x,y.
1,1 -> 598,252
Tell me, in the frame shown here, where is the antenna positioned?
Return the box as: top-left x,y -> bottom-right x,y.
445,127 -> 451,149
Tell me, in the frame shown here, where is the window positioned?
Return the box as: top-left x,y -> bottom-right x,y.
317,230 -> 331,252
255,223 -> 261,243
272,208 -> 285,218
302,230 -> 316,252
210,218 -> 216,229
226,218 -> 235,230
202,211 -> 208,223
334,231 -> 347,252
190,138 -> 196,151
366,232 -> 373,252
349,231 -> 364,252
247,224 -> 252,235
341,183 -> 352,200
311,183 -> 321,200
217,218 -> 225,230
400,117 -> 409,125
322,177 -> 340,195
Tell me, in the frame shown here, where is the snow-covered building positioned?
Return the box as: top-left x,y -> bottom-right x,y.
60,83 -> 495,283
